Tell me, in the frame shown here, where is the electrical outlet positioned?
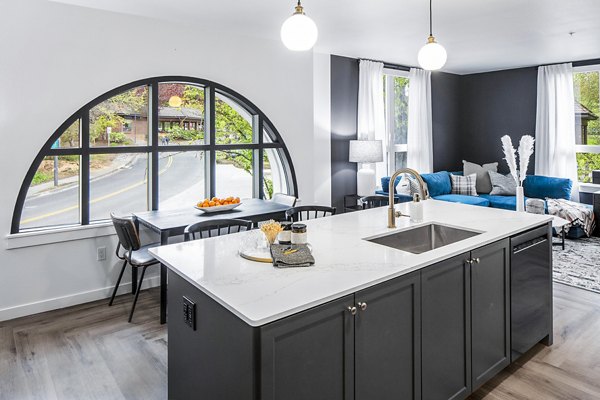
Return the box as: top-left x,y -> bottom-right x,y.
97,246 -> 106,261
183,296 -> 196,330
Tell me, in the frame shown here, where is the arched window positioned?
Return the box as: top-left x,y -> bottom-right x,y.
12,77 -> 297,233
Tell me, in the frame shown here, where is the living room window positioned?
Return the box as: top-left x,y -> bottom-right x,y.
12,76 -> 297,233
383,69 -> 410,176
573,66 -> 600,183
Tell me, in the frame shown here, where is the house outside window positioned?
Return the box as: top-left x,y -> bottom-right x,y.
382,69 -> 410,179
573,66 -> 600,183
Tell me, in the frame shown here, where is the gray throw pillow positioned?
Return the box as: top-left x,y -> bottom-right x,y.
463,160 -> 498,194
451,173 -> 478,196
488,170 -> 517,195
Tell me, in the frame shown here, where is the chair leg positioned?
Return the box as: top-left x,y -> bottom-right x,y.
128,266 -> 148,323
109,260 -> 128,306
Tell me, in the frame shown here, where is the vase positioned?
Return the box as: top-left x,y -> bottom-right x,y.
516,186 -> 525,212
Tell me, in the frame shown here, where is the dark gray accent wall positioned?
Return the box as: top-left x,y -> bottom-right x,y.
330,55 -> 359,211
458,67 -> 539,175
432,72 -> 463,172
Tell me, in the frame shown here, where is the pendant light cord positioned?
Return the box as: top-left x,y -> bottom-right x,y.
429,0 -> 433,36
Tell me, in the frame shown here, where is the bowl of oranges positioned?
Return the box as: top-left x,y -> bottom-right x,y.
195,196 -> 242,213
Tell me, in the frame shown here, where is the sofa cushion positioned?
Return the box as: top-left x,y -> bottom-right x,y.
480,194 -> 529,211
381,176 -> 402,194
450,173 -> 478,196
488,171 -> 517,195
434,194 -> 490,207
524,175 -> 572,200
421,171 -> 452,197
463,160 -> 498,194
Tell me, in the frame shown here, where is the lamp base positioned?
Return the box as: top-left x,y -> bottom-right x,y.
357,167 -> 376,197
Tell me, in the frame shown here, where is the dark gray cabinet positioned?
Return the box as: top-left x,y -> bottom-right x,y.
260,294 -> 355,400
422,252 -> 472,400
422,240 -> 510,400
471,239 -> 510,391
354,273 -> 421,400
261,272 -> 421,400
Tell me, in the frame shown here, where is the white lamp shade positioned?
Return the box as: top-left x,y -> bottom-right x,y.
349,140 -> 383,163
280,13 -> 318,51
417,41 -> 447,71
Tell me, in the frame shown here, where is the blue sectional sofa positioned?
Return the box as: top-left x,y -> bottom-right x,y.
376,171 -> 573,211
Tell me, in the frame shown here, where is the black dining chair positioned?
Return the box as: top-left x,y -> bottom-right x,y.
110,213 -> 160,323
285,205 -> 336,222
360,195 -> 390,209
184,219 -> 253,241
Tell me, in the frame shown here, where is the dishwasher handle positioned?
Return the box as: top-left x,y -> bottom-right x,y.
512,235 -> 548,254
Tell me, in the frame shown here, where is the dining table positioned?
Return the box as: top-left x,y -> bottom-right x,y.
133,198 -> 292,324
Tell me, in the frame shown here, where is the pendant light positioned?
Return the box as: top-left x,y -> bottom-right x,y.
417,0 -> 447,71
281,0 -> 318,51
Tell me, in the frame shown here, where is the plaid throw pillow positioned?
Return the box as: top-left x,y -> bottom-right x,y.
451,173 -> 478,196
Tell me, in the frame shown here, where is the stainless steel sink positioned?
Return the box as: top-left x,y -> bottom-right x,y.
365,223 -> 481,254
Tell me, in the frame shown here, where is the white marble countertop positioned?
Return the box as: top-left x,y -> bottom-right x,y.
149,200 -> 552,327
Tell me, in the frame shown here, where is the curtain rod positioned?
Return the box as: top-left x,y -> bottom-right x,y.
358,58 -> 411,72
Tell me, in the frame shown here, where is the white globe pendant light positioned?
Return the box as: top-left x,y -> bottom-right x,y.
281,1 -> 318,51
418,0 -> 447,71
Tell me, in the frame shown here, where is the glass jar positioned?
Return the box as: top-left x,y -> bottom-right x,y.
291,223 -> 308,244
278,221 -> 293,244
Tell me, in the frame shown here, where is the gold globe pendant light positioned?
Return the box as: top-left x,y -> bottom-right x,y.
417,0 -> 447,70
281,0 -> 318,51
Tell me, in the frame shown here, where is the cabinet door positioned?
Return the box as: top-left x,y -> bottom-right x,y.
355,272 -> 421,400
471,239 -> 510,391
260,295 -> 355,400
422,253 -> 471,400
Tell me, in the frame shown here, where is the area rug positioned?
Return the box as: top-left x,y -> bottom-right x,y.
553,236 -> 600,293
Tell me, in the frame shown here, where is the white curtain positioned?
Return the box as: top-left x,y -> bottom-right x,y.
406,68 -> 433,174
535,63 -> 579,200
357,60 -> 386,180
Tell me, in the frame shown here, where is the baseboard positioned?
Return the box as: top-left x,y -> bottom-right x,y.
0,275 -> 160,322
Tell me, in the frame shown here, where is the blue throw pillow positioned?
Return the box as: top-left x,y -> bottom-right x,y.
380,176 -> 402,194
524,175 -> 572,200
421,171 -> 452,197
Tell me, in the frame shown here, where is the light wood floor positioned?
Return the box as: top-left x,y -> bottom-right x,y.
1,284 -> 599,400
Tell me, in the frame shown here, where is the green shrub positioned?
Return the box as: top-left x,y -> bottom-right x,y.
32,171 -> 53,186
167,126 -> 203,142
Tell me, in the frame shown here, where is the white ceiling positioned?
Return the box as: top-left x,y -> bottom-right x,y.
50,0 -> 600,74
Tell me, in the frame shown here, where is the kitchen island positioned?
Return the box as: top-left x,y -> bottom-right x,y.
150,199 -> 553,400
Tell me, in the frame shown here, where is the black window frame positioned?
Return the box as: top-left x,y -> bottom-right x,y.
12,76 -> 298,234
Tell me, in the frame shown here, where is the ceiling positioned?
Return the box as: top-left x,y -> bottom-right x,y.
50,0 -> 600,74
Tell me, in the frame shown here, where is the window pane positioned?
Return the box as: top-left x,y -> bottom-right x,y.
215,93 -> 255,145
55,120 -> 80,148
392,76 -> 409,145
574,71 -> 599,145
159,151 -> 206,210
20,156 -> 80,230
216,150 -> 253,198
90,154 -> 148,220
263,148 -> 288,199
158,83 -> 205,146
395,152 -> 407,170
89,86 -> 149,147
576,152 -> 600,183
263,127 -> 278,144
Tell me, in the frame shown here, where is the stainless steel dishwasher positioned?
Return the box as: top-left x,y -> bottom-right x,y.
510,223 -> 553,362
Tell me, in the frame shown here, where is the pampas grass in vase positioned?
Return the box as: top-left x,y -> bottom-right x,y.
500,134 -> 535,212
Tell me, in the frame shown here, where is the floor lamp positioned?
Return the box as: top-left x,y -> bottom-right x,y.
349,140 -> 383,196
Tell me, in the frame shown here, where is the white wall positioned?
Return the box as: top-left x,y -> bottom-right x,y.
0,0 -> 330,320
